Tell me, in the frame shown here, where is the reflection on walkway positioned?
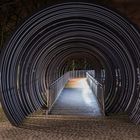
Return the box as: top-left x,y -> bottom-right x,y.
50,78 -> 103,116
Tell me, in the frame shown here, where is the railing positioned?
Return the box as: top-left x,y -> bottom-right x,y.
86,72 -> 105,115
48,72 -> 70,112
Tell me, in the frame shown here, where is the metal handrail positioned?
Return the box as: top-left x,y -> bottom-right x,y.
86,72 -> 105,116
48,72 -> 70,112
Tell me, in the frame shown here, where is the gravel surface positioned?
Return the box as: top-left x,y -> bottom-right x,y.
0,112 -> 140,140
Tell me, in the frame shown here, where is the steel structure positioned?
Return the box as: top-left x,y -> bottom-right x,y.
0,2 -> 140,126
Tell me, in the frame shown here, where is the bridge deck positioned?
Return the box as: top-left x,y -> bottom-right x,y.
49,78 -> 103,116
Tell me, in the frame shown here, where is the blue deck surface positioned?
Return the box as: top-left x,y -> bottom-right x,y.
50,78 -> 103,116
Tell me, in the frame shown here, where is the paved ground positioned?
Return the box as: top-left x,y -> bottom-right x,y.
50,78 -> 103,116
0,106 -> 7,123
0,113 -> 140,140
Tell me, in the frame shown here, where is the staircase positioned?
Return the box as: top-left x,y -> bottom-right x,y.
48,106 -> 102,116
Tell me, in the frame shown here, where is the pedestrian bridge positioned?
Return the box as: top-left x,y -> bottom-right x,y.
48,75 -> 104,117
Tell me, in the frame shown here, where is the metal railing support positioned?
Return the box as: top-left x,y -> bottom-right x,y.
86,72 -> 105,116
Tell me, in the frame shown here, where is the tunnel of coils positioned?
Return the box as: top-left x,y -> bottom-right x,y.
0,2 -> 140,126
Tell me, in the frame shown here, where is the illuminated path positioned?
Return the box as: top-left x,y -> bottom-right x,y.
49,78 -> 103,116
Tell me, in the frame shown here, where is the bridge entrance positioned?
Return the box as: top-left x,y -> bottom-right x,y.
47,71 -> 105,117
49,78 -> 103,116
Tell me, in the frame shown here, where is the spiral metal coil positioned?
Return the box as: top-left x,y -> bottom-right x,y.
0,2 -> 140,126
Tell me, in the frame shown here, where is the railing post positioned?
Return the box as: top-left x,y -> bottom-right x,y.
102,85 -> 105,116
